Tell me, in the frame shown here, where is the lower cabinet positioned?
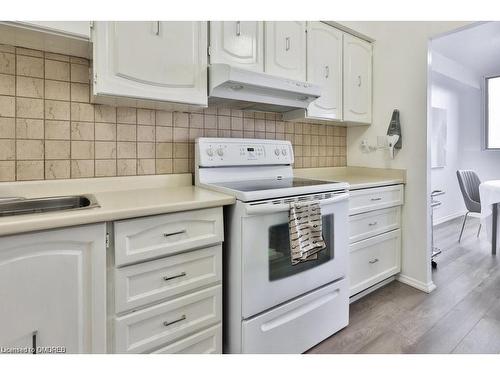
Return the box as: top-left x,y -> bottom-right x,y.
111,208 -> 224,354
349,230 -> 401,296
0,224 -> 106,353
151,324 -> 222,354
348,184 -> 404,297
114,285 -> 221,353
0,207 -> 224,354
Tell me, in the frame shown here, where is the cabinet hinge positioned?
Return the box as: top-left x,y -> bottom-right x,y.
105,232 -> 110,249
207,45 -> 212,56
90,21 -> 94,29
93,72 -> 97,84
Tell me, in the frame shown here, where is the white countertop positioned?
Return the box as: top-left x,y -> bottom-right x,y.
0,174 -> 235,236
294,166 -> 406,190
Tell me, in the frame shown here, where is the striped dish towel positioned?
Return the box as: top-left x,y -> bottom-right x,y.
289,201 -> 326,265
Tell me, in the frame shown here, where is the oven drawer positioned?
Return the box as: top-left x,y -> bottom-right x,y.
349,229 -> 401,296
114,207 -> 223,266
349,185 -> 404,215
115,245 -> 222,314
114,285 -> 222,353
150,324 -> 222,354
241,279 -> 349,353
349,207 -> 401,243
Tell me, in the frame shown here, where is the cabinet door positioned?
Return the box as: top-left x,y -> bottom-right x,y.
209,21 -> 263,72
306,22 -> 343,121
349,229 -> 401,296
264,21 -> 306,81
92,21 -> 207,106
0,224 -> 106,353
343,33 -> 372,124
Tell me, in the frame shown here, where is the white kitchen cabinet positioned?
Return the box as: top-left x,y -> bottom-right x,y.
12,21 -> 90,39
0,22 -> 91,58
348,185 -> 404,298
306,22 -> 343,121
0,224 -> 106,353
349,184 -> 404,216
349,230 -> 401,296
114,285 -> 222,353
343,33 -> 372,124
209,21 -> 264,72
92,21 -> 208,107
151,324 -> 222,354
113,207 -> 223,267
111,207 -> 224,354
264,21 -> 306,81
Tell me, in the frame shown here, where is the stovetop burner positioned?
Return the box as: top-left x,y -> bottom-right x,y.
212,177 -> 339,192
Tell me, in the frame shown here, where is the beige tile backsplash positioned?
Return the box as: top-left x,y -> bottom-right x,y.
0,44 -> 347,182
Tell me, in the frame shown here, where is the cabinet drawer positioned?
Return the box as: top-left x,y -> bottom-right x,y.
114,207 -> 223,266
242,279 -> 348,354
349,229 -> 401,296
115,285 -> 222,353
151,324 -> 221,354
115,245 -> 222,314
349,185 -> 403,215
349,207 -> 400,243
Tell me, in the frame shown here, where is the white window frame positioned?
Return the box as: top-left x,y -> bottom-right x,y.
484,74 -> 500,151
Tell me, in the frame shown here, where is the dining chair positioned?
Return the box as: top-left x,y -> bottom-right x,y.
456,170 -> 482,242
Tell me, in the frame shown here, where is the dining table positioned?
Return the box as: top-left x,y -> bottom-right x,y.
479,180 -> 500,255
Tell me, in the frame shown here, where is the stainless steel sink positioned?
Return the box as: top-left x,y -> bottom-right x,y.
0,195 -> 100,217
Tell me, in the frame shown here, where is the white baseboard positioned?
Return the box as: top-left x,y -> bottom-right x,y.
397,274 -> 436,293
349,276 -> 396,303
433,211 -> 466,226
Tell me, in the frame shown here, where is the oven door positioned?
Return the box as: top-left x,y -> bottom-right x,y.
241,192 -> 349,318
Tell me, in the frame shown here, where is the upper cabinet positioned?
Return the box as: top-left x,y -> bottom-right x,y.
306,22 -> 343,121
13,21 -> 90,39
209,21 -> 264,72
343,33 -> 372,124
92,21 -> 208,107
264,21 -> 306,81
0,21 -> 91,58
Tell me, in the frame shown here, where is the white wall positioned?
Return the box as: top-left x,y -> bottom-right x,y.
430,72 -> 479,223
430,33 -> 500,224
339,21 -> 470,292
458,87 -> 500,180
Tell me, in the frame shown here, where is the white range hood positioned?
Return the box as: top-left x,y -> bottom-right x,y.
208,64 -> 321,113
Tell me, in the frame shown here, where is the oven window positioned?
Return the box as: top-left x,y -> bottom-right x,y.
268,214 -> 334,281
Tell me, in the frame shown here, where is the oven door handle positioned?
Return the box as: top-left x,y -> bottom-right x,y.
245,193 -> 349,215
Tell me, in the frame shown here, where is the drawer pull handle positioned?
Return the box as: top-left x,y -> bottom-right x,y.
368,221 -> 378,226
163,315 -> 186,327
163,272 -> 187,281
163,229 -> 186,238
32,330 -> 38,355
369,258 -> 379,264
371,197 -> 382,201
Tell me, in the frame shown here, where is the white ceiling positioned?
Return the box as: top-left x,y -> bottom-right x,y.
432,22 -> 500,76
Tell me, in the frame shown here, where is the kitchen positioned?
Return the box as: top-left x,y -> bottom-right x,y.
0,18 -> 406,354
0,0 -> 498,372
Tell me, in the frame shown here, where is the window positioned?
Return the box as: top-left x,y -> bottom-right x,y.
486,76 -> 500,149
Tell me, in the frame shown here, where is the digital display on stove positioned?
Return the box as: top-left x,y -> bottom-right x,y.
247,147 -> 255,152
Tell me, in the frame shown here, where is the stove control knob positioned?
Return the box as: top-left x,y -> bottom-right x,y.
206,148 -> 214,157
217,147 -> 224,157
282,149 -> 287,156
274,148 -> 280,156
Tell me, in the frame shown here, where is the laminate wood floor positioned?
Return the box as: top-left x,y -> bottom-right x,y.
307,216 -> 500,354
